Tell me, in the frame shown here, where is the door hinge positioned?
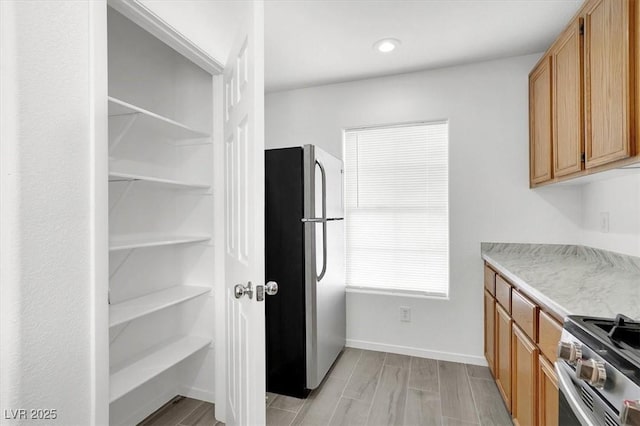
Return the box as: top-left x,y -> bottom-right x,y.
579,24 -> 584,35
581,153 -> 586,163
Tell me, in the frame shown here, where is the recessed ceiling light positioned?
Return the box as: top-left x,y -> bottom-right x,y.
373,38 -> 401,53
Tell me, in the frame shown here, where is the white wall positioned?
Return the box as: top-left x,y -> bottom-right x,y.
266,53 -> 585,364
580,173 -> 640,257
0,2 -> 109,424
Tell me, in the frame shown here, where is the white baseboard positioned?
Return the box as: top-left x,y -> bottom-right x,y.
346,339 -> 487,366
178,385 -> 215,404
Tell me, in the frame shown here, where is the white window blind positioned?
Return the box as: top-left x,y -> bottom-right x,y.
344,122 -> 449,297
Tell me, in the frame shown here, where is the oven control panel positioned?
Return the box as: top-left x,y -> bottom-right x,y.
558,329 -> 640,426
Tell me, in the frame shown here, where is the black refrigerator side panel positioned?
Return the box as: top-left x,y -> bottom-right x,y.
265,147 -> 309,398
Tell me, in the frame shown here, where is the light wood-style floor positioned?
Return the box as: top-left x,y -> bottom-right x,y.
266,348 -> 512,426
138,396 -> 223,426
139,349 -> 512,426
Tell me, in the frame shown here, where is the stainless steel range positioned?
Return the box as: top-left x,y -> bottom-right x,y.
556,314 -> 640,426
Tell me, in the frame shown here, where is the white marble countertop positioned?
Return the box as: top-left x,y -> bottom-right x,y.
481,243 -> 640,320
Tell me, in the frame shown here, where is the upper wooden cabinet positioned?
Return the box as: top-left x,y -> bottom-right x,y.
551,18 -> 584,177
529,57 -> 553,184
637,0 -> 640,148
529,0 -> 639,186
584,0 -> 634,167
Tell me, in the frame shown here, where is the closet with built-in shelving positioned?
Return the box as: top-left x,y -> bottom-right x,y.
106,5 -> 221,424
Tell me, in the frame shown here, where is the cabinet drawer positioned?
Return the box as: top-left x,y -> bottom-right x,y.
484,266 -> 496,295
495,275 -> 511,313
538,310 -> 563,363
512,289 -> 538,341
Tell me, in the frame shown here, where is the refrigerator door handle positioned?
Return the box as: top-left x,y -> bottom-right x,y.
301,217 -> 343,223
316,159 -> 328,282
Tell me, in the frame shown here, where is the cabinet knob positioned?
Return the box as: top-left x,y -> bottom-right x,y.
575,358 -> 607,388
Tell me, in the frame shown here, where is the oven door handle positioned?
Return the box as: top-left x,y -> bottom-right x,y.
555,361 -> 598,426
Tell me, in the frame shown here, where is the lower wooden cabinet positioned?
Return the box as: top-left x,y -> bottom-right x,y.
538,355 -> 559,426
512,324 -> 539,426
496,303 -> 512,410
483,264 -> 563,425
484,290 -> 496,376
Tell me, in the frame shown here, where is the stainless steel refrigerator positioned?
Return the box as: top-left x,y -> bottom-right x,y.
265,144 -> 345,398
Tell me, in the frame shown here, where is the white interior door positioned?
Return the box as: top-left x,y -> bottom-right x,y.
223,1 -> 265,425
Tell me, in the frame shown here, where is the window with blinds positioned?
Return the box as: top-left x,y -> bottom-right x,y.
343,122 -> 449,297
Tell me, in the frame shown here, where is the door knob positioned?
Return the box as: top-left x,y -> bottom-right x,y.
265,281 -> 279,296
256,281 -> 278,301
234,282 -> 253,299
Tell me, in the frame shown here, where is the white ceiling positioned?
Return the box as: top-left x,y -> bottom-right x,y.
138,0 -> 584,93
139,0 -> 245,64
265,0 -> 583,93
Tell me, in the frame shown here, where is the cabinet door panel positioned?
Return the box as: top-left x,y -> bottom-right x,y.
512,324 -> 539,426
484,290 -> 496,376
553,18 -> 583,177
538,355 -> 559,426
584,0 -> 632,167
529,57 -> 553,184
496,303 -> 512,410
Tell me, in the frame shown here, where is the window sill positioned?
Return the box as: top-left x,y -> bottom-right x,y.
346,287 -> 449,300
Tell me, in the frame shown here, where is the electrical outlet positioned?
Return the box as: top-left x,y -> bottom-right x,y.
400,306 -> 411,323
600,212 -> 610,233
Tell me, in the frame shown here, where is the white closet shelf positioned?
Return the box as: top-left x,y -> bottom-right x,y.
108,97 -> 211,140
108,171 -> 210,190
109,336 -> 210,403
109,235 -> 210,252
110,285 -> 211,328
